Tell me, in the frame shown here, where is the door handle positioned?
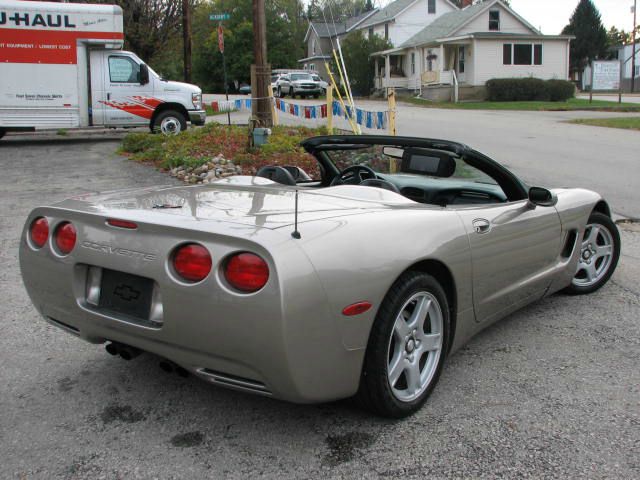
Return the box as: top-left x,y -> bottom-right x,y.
472,218 -> 491,234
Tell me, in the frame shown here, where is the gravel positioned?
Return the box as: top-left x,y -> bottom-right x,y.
0,134 -> 638,479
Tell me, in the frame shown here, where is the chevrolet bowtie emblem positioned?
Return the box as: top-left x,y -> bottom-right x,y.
113,284 -> 141,302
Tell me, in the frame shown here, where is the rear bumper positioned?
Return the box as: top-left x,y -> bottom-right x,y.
189,110 -> 206,125
19,207 -> 366,404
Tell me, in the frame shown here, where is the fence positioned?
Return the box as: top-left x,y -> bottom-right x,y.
210,87 -> 397,134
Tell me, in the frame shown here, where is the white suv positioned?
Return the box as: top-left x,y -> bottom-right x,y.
275,73 -> 322,98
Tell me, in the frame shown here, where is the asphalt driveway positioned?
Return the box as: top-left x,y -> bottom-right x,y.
0,135 -> 638,479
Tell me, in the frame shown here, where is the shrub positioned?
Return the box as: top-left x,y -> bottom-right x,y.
485,78 -> 575,102
546,79 -> 575,101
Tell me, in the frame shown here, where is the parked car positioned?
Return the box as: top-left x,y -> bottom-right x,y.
275,72 -> 322,98
311,74 -> 329,94
238,84 -> 251,95
20,135 -> 620,418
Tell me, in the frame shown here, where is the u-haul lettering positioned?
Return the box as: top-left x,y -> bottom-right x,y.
0,12 -> 76,28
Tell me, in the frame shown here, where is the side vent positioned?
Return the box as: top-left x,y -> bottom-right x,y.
561,230 -> 578,258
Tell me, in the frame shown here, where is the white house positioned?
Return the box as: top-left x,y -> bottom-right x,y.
357,0 -> 460,47
371,0 -> 573,99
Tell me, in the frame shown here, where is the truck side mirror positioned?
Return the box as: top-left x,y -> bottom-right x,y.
140,64 -> 149,85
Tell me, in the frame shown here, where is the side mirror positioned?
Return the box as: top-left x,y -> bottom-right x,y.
140,63 -> 150,85
528,186 -> 557,207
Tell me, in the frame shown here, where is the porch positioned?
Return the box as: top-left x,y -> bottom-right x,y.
372,41 -> 472,98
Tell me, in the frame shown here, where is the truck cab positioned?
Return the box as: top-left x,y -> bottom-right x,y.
0,0 -> 205,139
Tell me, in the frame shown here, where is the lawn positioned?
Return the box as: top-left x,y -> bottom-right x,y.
568,117 -> 640,131
401,97 -> 640,112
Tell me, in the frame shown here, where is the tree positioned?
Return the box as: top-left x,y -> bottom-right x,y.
337,30 -> 391,95
562,0 -> 608,75
606,26 -> 634,47
192,0 -> 307,92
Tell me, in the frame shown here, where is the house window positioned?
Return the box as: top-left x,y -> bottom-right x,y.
503,44 -> 512,64
489,10 -> 500,31
534,44 -> 542,65
503,43 -> 544,65
312,38 -> 317,55
411,52 -> 416,75
635,65 -> 640,77
309,63 -> 316,71
384,23 -> 389,40
369,27 -> 374,38
458,46 -> 465,73
428,0 -> 436,14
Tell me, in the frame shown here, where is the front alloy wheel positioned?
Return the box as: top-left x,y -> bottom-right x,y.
565,211 -> 620,294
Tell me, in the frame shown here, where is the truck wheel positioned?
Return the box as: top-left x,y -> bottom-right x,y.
355,272 -> 449,418
290,87 -> 295,98
152,110 -> 187,135
0,128 -> 5,140
277,87 -> 283,98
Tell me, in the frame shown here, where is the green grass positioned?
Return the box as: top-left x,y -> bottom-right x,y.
401,97 -> 640,112
568,117 -> 640,131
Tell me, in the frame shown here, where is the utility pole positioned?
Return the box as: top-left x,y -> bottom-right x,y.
251,0 -> 273,126
182,0 -> 192,83
632,0 -> 637,93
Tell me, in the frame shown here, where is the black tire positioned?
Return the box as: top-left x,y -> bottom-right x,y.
151,110 -> 187,135
290,87 -> 295,98
313,93 -> 319,99
355,272 -> 450,418
277,86 -> 282,98
564,211 -> 620,295
0,128 -> 5,140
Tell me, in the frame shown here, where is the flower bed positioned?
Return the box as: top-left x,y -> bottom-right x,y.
120,123 -> 327,183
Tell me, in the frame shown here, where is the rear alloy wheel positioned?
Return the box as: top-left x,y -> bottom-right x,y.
356,272 -> 449,418
565,211 -> 620,294
152,110 -> 187,135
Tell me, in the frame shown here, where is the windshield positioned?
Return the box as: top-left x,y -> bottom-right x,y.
326,145 -> 497,185
291,73 -> 313,81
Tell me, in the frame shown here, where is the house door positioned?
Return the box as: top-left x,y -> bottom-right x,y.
456,46 -> 466,83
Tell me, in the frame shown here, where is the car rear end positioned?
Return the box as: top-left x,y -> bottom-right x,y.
19,201 -> 365,403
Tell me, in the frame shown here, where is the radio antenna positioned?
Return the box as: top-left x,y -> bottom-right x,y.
291,189 -> 301,239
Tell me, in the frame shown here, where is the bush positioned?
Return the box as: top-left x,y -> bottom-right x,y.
485,78 -> 575,102
546,79 -> 576,101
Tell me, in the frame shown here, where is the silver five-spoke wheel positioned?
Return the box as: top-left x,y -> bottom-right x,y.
357,272 -> 449,418
573,222 -> 614,287
387,292 -> 443,402
565,211 -> 620,295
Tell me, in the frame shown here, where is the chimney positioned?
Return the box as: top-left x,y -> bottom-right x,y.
461,0 -> 473,8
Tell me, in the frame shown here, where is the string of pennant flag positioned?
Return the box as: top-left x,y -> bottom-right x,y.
210,98 -> 389,130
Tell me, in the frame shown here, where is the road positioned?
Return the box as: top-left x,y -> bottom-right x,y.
205,94 -> 640,219
0,134 -> 639,479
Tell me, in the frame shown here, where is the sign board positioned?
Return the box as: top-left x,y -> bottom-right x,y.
591,60 -> 621,91
217,25 -> 224,54
209,13 -> 230,21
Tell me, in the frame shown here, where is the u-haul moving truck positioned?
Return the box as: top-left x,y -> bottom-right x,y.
0,0 -> 205,139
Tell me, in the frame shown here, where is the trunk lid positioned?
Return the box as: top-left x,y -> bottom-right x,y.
52,177 -> 414,231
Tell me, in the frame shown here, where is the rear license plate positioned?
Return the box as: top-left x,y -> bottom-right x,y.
99,269 -> 153,320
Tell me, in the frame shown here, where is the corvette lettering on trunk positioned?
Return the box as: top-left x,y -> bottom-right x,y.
80,241 -> 156,261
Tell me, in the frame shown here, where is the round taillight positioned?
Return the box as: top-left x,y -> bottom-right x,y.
173,243 -> 212,282
224,253 -> 269,293
30,217 -> 49,248
54,222 -> 77,255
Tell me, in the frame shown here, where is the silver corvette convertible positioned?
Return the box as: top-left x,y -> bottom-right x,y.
20,135 -> 620,417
